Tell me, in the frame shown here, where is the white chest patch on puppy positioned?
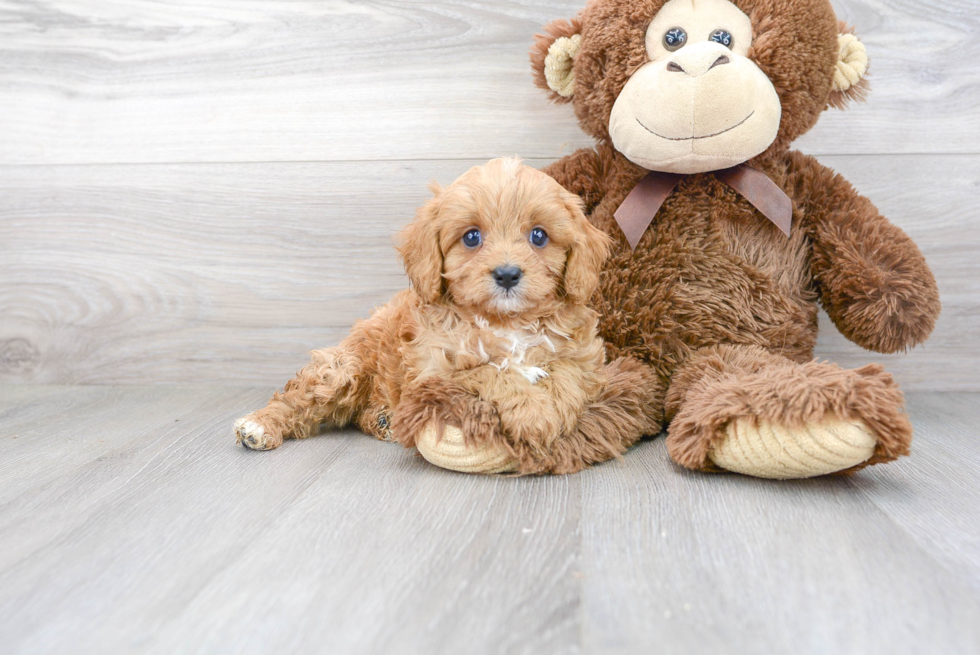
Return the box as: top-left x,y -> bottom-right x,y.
475,316 -> 559,384
520,366 -> 549,384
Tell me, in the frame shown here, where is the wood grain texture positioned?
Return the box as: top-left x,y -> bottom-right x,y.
853,393 -> 980,593
1,154 -> 976,389
0,386 -> 978,654
1,2 -> 977,651
0,385 -> 581,655
0,0 -> 977,166
578,433 -> 980,654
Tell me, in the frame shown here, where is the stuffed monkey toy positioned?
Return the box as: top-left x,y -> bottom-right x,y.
526,0 -> 941,478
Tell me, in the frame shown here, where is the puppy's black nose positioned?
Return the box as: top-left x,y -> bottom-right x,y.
492,265 -> 523,290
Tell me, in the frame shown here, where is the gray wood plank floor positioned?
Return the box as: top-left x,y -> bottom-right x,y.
1,386 -> 978,654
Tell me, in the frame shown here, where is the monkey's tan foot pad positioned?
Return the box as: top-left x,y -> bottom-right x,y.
708,415 -> 877,479
415,423 -> 519,474
234,417 -> 280,451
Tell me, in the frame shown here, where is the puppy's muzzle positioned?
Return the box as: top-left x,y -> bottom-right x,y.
492,265 -> 523,290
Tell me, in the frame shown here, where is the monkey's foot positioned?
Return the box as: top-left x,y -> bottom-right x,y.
415,423 -> 518,475
666,352 -> 912,479
707,415 -> 877,479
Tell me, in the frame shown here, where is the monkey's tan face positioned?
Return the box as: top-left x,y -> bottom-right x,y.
608,0 -> 781,174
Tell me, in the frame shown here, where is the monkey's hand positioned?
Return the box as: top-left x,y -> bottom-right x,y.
792,152 -> 940,353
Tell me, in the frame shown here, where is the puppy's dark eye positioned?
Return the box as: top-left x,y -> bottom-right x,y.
663,27 -> 687,51
462,228 -> 482,248
710,29 -> 733,48
529,227 -> 549,248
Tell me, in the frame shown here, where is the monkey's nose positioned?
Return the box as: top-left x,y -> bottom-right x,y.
492,265 -> 523,290
709,54 -> 731,70
667,51 -> 731,77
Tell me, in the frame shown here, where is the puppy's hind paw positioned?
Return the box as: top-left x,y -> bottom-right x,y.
234,416 -> 281,451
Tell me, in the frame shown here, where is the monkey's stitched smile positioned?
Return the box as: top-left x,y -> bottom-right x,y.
636,111 -> 755,141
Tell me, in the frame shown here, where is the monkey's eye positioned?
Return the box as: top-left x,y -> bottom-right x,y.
710,29 -> 733,48
529,227 -> 549,248
663,28 -> 687,51
462,228 -> 482,248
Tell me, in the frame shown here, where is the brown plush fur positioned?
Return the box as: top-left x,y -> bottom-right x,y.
663,345 -> 912,471
236,159 -> 662,474
530,0 -> 940,472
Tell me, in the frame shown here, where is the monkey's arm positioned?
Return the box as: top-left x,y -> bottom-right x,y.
788,151 -> 940,353
541,147 -> 610,214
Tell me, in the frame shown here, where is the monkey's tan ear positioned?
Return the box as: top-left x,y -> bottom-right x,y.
530,18 -> 583,103
828,23 -> 869,109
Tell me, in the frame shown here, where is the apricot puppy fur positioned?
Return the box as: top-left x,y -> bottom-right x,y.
234,158 -> 662,474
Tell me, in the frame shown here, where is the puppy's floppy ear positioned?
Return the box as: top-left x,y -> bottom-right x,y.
561,191 -> 610,304
397,184 -> 444,303
530,17 -> 583,103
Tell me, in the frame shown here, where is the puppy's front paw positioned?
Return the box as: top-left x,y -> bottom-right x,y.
391,378 -> 478,447
234,416 -> 282,451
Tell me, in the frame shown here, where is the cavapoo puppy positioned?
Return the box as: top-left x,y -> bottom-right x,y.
235,158 -> 661,474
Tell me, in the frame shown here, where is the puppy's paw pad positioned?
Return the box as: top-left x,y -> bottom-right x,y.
709,414 -> 876,479
234,417 -> 276,451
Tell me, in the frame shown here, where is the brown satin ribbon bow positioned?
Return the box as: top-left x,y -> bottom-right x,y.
613,164 -> 793,250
